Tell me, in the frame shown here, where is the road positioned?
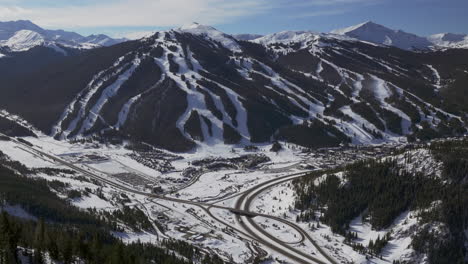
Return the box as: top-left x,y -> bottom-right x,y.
235,175 -> 337,264
7,135 -> 336,264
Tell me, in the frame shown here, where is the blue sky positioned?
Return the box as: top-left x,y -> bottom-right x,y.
0,0 -> 466,38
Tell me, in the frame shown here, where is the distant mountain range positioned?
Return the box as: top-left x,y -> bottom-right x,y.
1,20 -> 467,56
235,21 -> 468,51
0,20 -> 126,53
331,21 -> 468,50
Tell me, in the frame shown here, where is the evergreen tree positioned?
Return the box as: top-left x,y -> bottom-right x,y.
0,212 -> 17,264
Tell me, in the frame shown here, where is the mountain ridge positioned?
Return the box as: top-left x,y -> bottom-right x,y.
2,20 -> 468,55
0,20 -> 127,53
331,21 -> 468,50
1,22 -> 468,152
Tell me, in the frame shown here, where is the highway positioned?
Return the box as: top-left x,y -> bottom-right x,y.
235,175 -> 337,264
6,135 -> 336,264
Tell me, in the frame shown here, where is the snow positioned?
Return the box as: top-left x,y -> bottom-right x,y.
332,21 -> 432,50
392,148 -> 442,177
78,57 -> 141,134
52,54 -> 132,138
352,72 -> 364,97
370,75 -> 412,135
371,75 -> 391,101
0,20 -> 124,53
151,35 -> 251,145
332,21 -> 468,50
114,74 -> 166,129
1,30 -> 45,51
252,60 -> 324,118
0,129 -> 446,264
0,109 -> 43,136
204,79 -> 251,140
250,167 -> 425,264
254,30 -> 316,45
153,43 -> 224,144
72,193 -> 114,210
315,60 -> 323,79
113,230 -> 160,244
340,106 -> 385,143
426,64 -> 442,90
0,140 -> 56,168
177,23 -> 241,52
382,211 -> 421,262
347,210 -> 421,262
0,133 -> 311,263
252,30 -> 360,56
428,33 -> 468,49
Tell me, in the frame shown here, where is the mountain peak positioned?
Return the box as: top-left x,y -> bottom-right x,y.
331,21 -> 431,50
0,20 -> 45,38
2,20 -> 37,26
355,20 -> 378,27
331,21 -> 388,35
2,29 -> 45,52
179,22 -> 216,32
177,22 -> 241,52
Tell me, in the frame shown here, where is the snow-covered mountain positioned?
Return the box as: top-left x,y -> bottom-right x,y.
1,22 -> 468,153
254,30 -> 316,45
428,32 -> 468,49
252,30 -> 360,52
176,22 -> 242,52
331,21 -> 432,50
2,30 -> 45,51
331,21 -> 468,50
80,34 -> 126,46
0,20 -> 126,53
0,20 -> 44,39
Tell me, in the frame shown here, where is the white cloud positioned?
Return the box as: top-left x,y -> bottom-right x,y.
282,0 -> 383,6
0,0 -> 269,28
